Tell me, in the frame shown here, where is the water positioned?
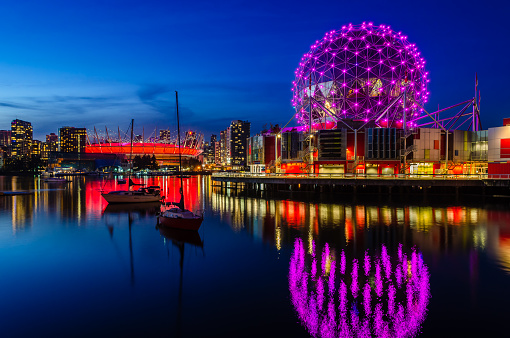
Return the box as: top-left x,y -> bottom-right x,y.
0,175 -> 509,337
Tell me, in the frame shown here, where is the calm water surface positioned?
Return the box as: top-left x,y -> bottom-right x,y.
0,175 -> 509,337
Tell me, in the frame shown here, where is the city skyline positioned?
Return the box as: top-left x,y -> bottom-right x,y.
0,0 -> 508,140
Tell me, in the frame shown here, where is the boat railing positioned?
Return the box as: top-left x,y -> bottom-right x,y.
194,209 -> 205,218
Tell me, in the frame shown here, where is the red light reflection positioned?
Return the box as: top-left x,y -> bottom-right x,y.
84,176 -> 202,214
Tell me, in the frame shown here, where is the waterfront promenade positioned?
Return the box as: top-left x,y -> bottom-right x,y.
212,172 -> 510,196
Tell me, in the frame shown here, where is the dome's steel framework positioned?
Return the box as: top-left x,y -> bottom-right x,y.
289,22 -> 482,173
292,23 -> 429,129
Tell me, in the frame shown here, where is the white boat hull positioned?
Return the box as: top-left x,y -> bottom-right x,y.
44,178 -> 68,183
101,192 -> 161,203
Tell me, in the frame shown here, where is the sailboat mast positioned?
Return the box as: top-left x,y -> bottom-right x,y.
130,119 -> 134,172
176,91 -> 184,210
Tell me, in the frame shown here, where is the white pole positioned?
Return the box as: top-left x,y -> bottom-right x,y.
309,77 -> 314,174
403,86 -> 407,175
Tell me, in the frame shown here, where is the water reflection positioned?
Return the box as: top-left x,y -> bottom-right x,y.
289,239 -> 430,338
158,227 -> 204,338
2,176 -> 510,278
2,176 -> 510,336
158,227 -> 204,248
0,176 -> 203,232
210,192 -> 510,275
485,210 -> 510,274
103,202 -> 161,215
99,199 -> 174,287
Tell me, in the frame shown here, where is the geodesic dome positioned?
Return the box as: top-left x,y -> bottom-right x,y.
291,23 -> 429,128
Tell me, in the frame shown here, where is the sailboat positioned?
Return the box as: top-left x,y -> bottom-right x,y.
157,91 -> 203,231
101,119 -> 162,204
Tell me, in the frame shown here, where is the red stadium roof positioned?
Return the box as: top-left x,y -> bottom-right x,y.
85,142 -> 202,157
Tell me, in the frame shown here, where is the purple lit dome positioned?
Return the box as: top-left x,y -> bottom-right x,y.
291,22 -> 429,127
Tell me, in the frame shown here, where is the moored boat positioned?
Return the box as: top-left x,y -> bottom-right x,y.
157,91 -> 203,231
44,177 -> 68,183
158,204 -> 203,230
100,120 -> 164,204
101,186 -> 162,203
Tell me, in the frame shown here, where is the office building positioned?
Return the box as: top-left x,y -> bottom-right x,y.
230,120 -> 250,167
159,129 -> 171,143
46,133 -> 58,152
11,119 -> 33,157
59,127 -> 87,153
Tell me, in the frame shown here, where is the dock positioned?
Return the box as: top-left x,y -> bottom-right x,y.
211,173 -> 510,197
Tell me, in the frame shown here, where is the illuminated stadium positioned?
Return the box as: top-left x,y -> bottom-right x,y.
85,127 -> 203,164
292,22 -> 429,129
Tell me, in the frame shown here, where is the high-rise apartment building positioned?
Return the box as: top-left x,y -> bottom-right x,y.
218,123 -> 250,167
0,130 -> 11,147
31,140 -> 42,157
58,127 -> 87,153
220,130 -> 227,165
40,142 -> 50,160
46,133 -> 58,152
207,135 -> 217,163
230,120 -> 250,167
0,130 -> 11,156
159,129 -> 171,143
201,135 -> 217,165
215,141 -> 221,165
226,127 -> 231,165
202,142 -> 211,164
11,119 -> 33,157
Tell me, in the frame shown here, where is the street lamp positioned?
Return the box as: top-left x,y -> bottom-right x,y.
274,133 -> 281,173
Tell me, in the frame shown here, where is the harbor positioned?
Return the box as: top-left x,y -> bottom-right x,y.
1,175 -> 510,337
0,2 -> 508,336
212,173 -> 510,198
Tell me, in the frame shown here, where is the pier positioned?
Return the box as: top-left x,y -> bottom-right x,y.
211,173 -> 510,198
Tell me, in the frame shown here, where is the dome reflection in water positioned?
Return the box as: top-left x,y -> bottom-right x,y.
289,240 -> 430,338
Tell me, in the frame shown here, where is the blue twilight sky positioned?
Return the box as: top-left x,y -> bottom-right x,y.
0,0 -> 508,140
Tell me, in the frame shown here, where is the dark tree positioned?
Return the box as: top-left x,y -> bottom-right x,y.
2,156 -> 46,173
181,157 -> 201,171
150,155 -> 159,170
133,154 -> 159,171
270,123 -> 281,134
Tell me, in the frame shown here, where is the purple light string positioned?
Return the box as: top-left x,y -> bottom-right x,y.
340,250 -> 346,275
375,261 -> 384,298
288,239 -> 431,338
364,250 -> 371,276
291,23 -> 429,128
351,258 -> 359,298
